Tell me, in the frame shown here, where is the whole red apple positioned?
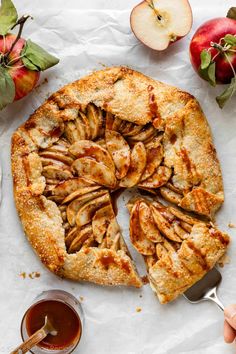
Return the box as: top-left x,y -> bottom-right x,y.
0,34 -> 40,100
190,17 -> 236,84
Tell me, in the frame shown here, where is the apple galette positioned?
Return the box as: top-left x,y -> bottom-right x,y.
11,67 -> 229,302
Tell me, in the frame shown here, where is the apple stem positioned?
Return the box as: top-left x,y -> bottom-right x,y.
4,15 -> 31,62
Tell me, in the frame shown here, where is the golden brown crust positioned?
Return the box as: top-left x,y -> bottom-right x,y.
11,66 -> 224,290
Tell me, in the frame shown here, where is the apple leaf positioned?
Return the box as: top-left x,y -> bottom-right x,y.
227,7 -> 236,20
0,0 -> 18,35
0,66 -> 15,110
22,39 -> 59,71
200,49 -> 211,70
199,61 -> 216,87
224,34 -> 236,46
216,77 -> 236,108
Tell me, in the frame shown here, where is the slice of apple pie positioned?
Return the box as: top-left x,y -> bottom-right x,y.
128,197 -> 229,303
12,67 -> 229,298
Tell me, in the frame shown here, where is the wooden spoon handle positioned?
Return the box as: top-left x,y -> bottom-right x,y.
10,327 -> 47,354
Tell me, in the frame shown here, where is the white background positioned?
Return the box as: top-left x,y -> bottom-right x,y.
0,0 -> 236,353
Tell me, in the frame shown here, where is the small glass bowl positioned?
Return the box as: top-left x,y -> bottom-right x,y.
21,290 -> 84,354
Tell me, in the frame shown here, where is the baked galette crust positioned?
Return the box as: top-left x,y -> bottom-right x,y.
11,66 -> 227,295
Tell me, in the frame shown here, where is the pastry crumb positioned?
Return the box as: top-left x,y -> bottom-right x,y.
218,254 -> 230,267
141,275 -> 149,285
136,307 -> 142,313
79,296 -> 84,302
228,222 -> 236,228
19,271 -> 41,279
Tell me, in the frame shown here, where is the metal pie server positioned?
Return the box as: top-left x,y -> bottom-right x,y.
183,267 -> 224,310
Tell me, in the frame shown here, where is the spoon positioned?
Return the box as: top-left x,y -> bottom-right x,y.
11,316 -> 57,354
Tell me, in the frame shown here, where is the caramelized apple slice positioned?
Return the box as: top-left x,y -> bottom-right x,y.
67,189 -> 107,226
39,151 -> 74,165
52,177 -> 95,198
74,116 -> 86,140
106,218 -> 121,249
128,125 -> 156,142
92,204 -> 115,243
62,186 -> 101,204
64,121 -> 80,143
123,124 -> 143,137
105,112 -> 114,130
139,166 -> 171,188
151,205 -> 182,242
139,201 -> 163,242
130,202 -> 155,255
105,130 -> 131,179
69,140 -> 115,172
160,186 -> 182,205
42,165 -> 73,180
86,104 -> 100,139
112,117 -> 122,131
119,142 -> 146,187
78,111 -> 91,139
75,192 -> 110,228
72,157 -> 117,188
65,226 -> 78,248
141,139 -> 163,181
68,225 -> 93,253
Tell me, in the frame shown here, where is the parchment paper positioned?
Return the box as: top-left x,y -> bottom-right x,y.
1,0 -> 236,353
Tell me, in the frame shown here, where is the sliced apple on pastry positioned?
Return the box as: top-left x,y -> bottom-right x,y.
141,138 -> 163,181
105,130 -> 131,179
66,189 -> 107,226
39,151 -> 74,166
68,225 -> 94,253
92,204 -> 115,243
69,140 -> 115,173
62,186 -> 101,204
51,177 -> 96,198
75,192 -> 110,228
130,201 -> 156,255
130,0 -> 192,51
72,157 -> 117,188
139,201 -> 163,242
119,142 -> 146,187
106,218 -> 122,250
42,165 -> 73,180
128,125 -> 156,143
139,165 -> 171,188
86,104 -> 103,139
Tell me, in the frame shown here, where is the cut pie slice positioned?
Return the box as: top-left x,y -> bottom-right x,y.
128,197 -> 230,303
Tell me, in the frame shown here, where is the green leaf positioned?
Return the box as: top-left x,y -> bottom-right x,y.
227,7 -> 236,20
200,49 -> 211,70
216,77 -> 236,108
22,39 -> 59,71
224,34 -> 236,46
0,66 -> 15,110
21,56 -> 38,71
199,61 -> 216,87
0,0 -> 18,35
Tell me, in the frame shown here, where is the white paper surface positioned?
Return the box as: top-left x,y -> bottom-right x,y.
0,0 -> 236,353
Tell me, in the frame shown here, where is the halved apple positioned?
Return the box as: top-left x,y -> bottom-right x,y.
130,0 -> 192,51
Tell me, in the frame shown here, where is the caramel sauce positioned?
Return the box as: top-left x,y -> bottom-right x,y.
147,85 -> 159,120
170,133 -> 177,145
111,188 -> 125,215
99,254 -> 116,269
180,148 -> 192,172
120,259 -> 131,274
26,300 -> 81,350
